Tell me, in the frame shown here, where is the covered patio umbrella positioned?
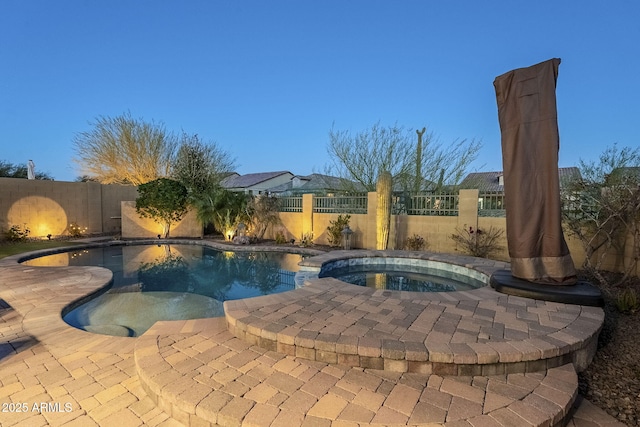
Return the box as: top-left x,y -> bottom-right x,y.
493,58 -> 576,284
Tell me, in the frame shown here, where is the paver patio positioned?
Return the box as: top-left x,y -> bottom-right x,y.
0,242 -> 627,426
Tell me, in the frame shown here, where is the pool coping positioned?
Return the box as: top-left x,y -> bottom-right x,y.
0,239 -> 327,338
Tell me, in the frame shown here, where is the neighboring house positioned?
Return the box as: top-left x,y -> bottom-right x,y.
459,167 -> 581,192
607,166 -> 640,184
220,171 -> 294,195
269,173 -> 363,195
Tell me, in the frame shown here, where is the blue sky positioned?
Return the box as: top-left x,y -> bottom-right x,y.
2,1 -> 639,182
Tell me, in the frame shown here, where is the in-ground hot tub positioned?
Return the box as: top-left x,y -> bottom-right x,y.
296,251 -> 491,292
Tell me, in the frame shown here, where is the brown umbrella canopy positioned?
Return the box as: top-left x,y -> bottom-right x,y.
494,58 -> 577,284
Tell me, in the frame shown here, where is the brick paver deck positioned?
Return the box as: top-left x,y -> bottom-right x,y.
138,317 -> 579,426
0,241 -> 626,426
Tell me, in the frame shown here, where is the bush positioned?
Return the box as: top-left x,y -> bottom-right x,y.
451,226 -> 504,258
299,232 -> 314,247
4,224 -> 30,242
68,222 -> 87,237
326,214 -> 351,247
404,234 -> 428,251
275,230 -> 287,244
616,288 -> 639,314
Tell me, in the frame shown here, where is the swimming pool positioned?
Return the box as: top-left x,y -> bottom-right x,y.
23,244 -> 305,336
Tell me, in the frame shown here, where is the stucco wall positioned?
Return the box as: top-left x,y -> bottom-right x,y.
0,177 -> 137,237
2,178 -> 636,275
120,201 -> 202,238
269,189 -> 638,276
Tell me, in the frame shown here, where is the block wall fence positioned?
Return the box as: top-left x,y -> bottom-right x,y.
273,191 -> 512,258
0,177 -> 138,237
1,178 -> 636,276
271,190 -> 638,277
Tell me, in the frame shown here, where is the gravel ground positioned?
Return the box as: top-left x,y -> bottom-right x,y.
579,272 -> 640,426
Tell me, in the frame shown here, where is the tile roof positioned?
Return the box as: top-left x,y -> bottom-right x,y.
459,167 -> 581,191
221,171 -> 292,188
245,173 -> 364,194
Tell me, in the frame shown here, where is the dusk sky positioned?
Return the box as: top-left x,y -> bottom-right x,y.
2,1 -> 639,182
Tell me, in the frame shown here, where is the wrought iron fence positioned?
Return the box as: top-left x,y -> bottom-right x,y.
394,192 -> 459,216
277,196 -> 303,212
313,193 -> 368,214
478,191 -> 506,217
561,190 -> 599,221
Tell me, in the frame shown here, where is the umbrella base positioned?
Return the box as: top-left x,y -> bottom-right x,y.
490,269 -> 604,307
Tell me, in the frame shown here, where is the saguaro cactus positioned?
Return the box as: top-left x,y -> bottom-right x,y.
414,127 -> 426,193
376,170 -> 393,250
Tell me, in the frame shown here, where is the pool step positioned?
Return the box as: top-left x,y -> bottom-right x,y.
135,318 -> 579,427
224,277 -> 603,375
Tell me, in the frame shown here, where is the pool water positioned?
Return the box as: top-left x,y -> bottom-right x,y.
23,244 -> 304,336
320,264 -> 485,292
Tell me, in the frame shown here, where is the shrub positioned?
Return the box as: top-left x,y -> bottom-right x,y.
451,226 -> 504,258
299,232 -> 314,247
616,288 -> 639,314
4,224 -> 30,242
326,214 -> 351,247
68,222 -> 88,237
404,234 -> 428,251
275,230 -> 287,244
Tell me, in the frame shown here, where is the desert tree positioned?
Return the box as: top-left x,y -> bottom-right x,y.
72,112 -> 178,185
247,194 -> 282,240
171,133 -> 237,197
135,178 -> 188,238
325,122 -> 481,193
562,144 -> 640,286
171,133 -> 238,234
325,122 -> 411,192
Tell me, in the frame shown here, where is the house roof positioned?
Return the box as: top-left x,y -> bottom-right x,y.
220,171 -> 293,189
459,167 -> 581,191
459,171 -> 503,191
268,173 -> 362,194
609,166 -> 640,182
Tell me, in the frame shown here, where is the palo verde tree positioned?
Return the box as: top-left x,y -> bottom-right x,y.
135,178 -> 188,238
325,122 -> 481,192
72,112 -> 178,185
562,144 -> 640,287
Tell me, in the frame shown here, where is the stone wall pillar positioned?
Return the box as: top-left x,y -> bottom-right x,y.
457,189 -> 479,232
302,194 -> 313,241
363,192 -> 378,250
86,182 -> 103,233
